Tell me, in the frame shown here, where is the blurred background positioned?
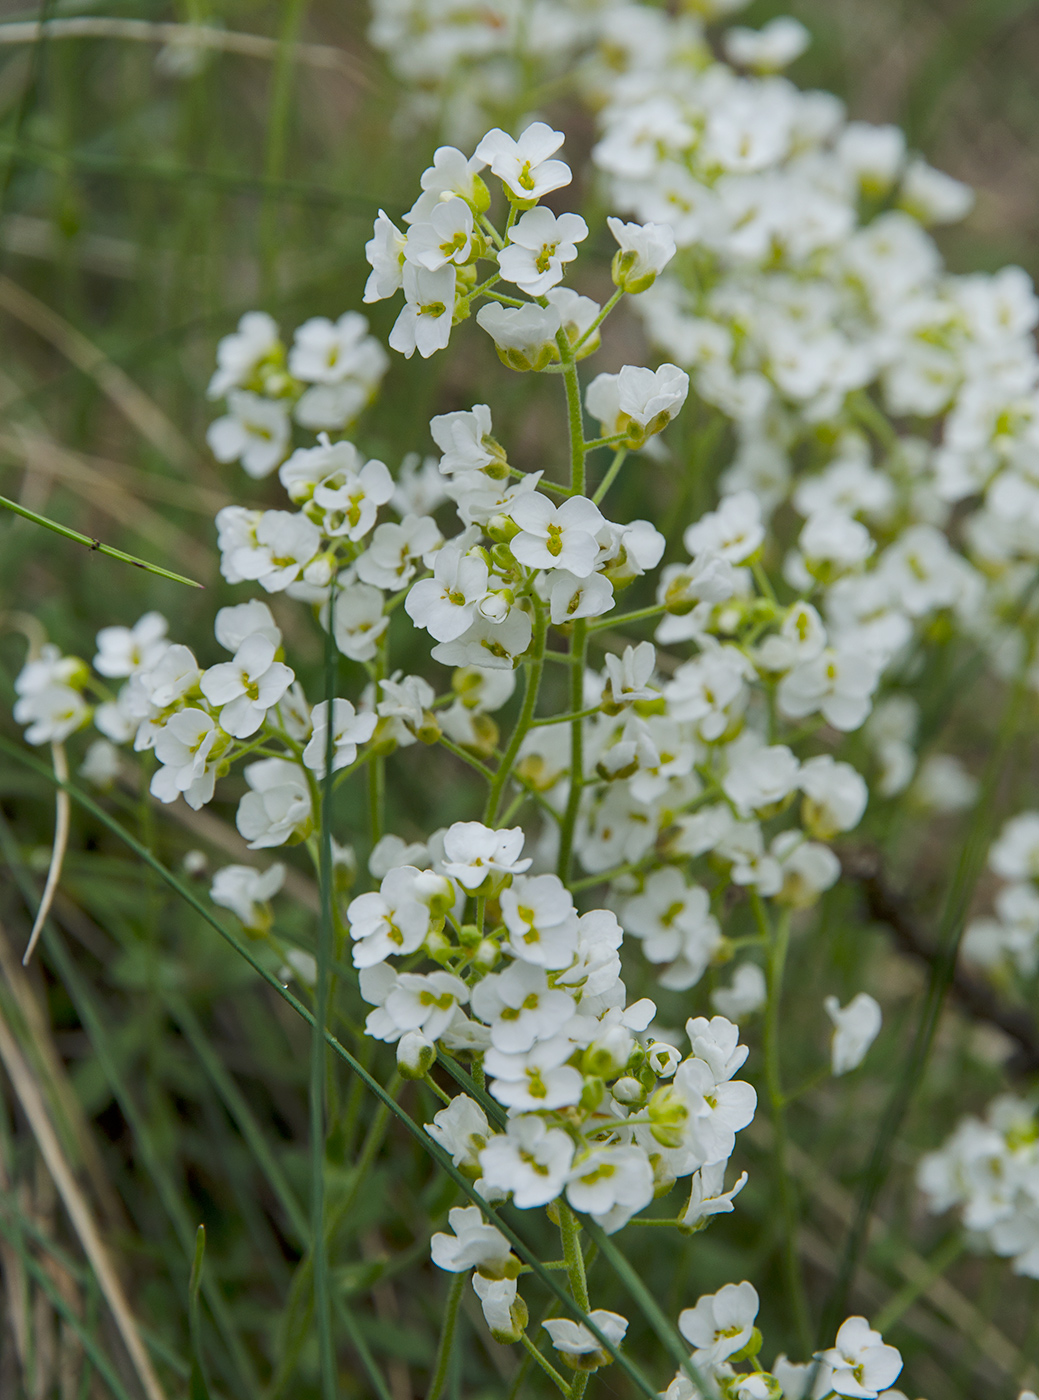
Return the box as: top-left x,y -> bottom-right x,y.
0,2 -> 1037,1398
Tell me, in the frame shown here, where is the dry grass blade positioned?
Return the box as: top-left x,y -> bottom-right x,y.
0,937 -> 168,1400
0,18 -> 368,81
0,277 -> 195,472
22,743 -> 69,966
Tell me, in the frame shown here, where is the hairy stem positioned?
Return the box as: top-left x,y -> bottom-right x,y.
425,1271 -> 466,1400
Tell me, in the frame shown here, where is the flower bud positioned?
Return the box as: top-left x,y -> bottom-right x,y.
581,1026 -> 633,1079
424,927 -> 453,964
580,1075 -> 606,1112
612,1076 -> 645,1105
647,1085 -> 688,1148
396,1031 -> 435,1079
486,513 -> 520,544
474,938 -> 500,970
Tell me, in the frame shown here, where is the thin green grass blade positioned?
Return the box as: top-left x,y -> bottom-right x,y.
0,494 -> 203,588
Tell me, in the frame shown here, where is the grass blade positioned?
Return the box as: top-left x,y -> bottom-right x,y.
0,493 -> 203,588
189,1226 -> 212,1400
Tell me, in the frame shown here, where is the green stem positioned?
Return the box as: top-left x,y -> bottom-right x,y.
0,493 -> 203,588
573,286 -> 623,352
484,604 -> 547,824
587,603 -> 664,633
592,448 -> 628,506
558,1202 -> 589,1309
556,618 -> 588,881
438,735 -> 496,782
756,896 -> 811,1355
519,1332 -> 572,1398
557,331 -> 586,495
425,1272 -> 466,1400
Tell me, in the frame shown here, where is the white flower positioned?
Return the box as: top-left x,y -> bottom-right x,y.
363,209 -> 407,302
679,1281 -> 759,1366
389,263 -> 456,359
711,965 -> 767,1021
405,196 -> 475,271
484,1038 -> 584,1111
607,217 -> 676,293
825,993 -> 882,1076
478,1115 -> 575,1208
224,510 -> 322,593
990,812 -> 1039,880
135,643 -> 201,710
288,312 -> 384,387
899,158 -> 974,225
380,971 -> 470,1041
680,1162 -> 749,1229
236,758 -> 312,848
547,570 -> 614,626
302,699 -> 377,775
565,1146 -> 653,1232
425,1094 -> 490,1173
210,863 -> 285,932
397,1030 -> 435,1077
475,122 -> 572,202
407,145 -> 487,222
346,866 -> 443,968
684,493 -> 764,564
430,609 -> 533,670
622,869 -> 721,990
430,404 -> 503,476
500,873 -> 579,970
440,821 -> 531,891
799,755 -> 868,838
820,1317 -> 902,1398
430,1206 -> 511,1274
476,300 -> 561,372
329,583 -> 389,663
799,510 -> 875,575
603,641 -> 657,708
470,962 -> 575,1053
208,311 -> 280,398
586,364 -> 689,446
207,390 -> 290,479
14,682 -> 89,745
370,834 -> 429,879
377,673 -> 437,743
778,648 -> 879,732
94,612 -> 169,678
214,601 -> 281,655
722,740 -> 800,815
543,1311 -> 628,1365
406,542 -> 490,642
313,456 -> 394,542
472,1274 -> 526,1344
356,515 -> 442,591
724,17 -> 810,72
150,709 -> 224,810
199,636 -> 294,739
510,493 -> 606,577
80,738 -> 121,788
498,208 -> 588,296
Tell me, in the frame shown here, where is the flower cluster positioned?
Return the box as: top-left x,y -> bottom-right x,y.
918,1095 -> 1039,1279
962,811 -> 1039,977
207,309 -> 388,479
663,1283 -> 905,1400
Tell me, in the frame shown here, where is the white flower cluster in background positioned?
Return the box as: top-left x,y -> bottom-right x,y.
918,1095 -> 1039,1279
962,811 -> 1039,977
206,310 -> 388,478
